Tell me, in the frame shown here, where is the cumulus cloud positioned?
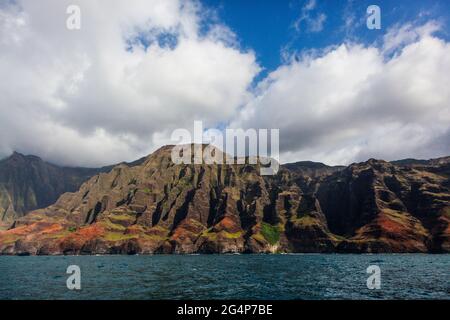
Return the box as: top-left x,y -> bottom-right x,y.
1,1 -> 449,168
382,20 -> 442,55
0,0 -> 259,166
233,22 -> 450,165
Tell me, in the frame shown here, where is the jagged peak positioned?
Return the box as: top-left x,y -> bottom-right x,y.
4,151 -> 43,163
366,158 -> 389,165
349,158 -> 389,166
9,151 -> 25,159
345,158 -> 394,175
143,143 -> 231,165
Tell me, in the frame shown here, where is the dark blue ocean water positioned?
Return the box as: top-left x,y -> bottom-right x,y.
0,254 -> 448,300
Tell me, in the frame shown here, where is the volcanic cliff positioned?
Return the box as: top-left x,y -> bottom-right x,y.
0,152 -> 104,229
0,145 -> 449,255
0,152 -> 146,230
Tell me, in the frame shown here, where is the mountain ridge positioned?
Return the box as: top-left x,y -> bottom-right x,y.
0,145 -> 449,254
0,151 -> 147,229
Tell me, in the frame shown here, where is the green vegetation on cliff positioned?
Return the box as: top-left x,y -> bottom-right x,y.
261,222 -> 281,245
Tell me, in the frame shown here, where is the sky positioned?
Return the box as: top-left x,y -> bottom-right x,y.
0,0 -> 449,167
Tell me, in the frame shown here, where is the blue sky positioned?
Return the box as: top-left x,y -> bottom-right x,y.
203,0 -> 450,78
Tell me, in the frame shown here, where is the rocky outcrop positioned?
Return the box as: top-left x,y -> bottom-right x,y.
0,145 -> 449,254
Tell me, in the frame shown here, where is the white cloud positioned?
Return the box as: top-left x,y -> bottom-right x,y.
1,2 -> 449,168
294,0 -> 327,33
0,0 -> 260,166
383,20 -> 441,55
233,22 -> 450,165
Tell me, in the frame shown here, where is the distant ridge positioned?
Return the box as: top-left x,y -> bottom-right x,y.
0,152 -> 146,228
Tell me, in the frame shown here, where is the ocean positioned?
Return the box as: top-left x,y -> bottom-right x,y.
0,254 -> 448,300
